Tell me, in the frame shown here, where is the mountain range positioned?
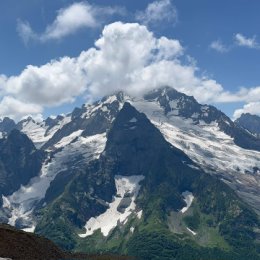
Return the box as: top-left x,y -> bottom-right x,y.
0,87 -> 259,260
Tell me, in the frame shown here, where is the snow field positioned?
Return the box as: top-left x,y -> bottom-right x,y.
79,175 -> 145,238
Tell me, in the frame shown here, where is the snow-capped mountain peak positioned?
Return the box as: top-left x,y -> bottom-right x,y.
1,86 -> 260,235
144,86 -> 231,125
15,114 -> 72,149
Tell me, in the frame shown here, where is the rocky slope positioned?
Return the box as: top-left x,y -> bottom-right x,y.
0,130 -> 44,209
143,87 -> 260,151
235,113 -> 260,138
131,88 -> 260,214
0,118 -> 16,136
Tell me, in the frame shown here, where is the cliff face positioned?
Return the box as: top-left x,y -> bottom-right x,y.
235,113 -> 260,137
0,130 -> 44,207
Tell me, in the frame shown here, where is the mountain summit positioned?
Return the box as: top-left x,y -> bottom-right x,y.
235,113 -> 260,138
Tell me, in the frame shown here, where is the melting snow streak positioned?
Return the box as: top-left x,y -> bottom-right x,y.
180,191 -> 194,213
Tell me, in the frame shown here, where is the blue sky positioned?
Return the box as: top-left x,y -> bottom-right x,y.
0,0 -> 260,121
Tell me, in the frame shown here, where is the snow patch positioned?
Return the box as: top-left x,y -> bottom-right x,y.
130,227 -> 135,233
137,210 -> 143,219
22,226 -> 36,233
54,129 -> 83,148
187,164 -> 200,170
187,227 -> 197,235
79,175 -> 145,238
191,113 -> 199,119
101,105 -> 108,112
169,100 -> 178,109
180,191 -> 194,213
20,115 -> 71,148
105,95 -> 118,104
129,117 -> 137,123
81,94 -> 125,120
20,120 -> 47,146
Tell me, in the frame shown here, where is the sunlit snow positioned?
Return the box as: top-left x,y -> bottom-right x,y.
54,129 -> 83,148
129,117 -> 137,123
20,115 -> 71,148
187,227 -> 197,235
180,191 -> 194,213
79,175 -> 145,238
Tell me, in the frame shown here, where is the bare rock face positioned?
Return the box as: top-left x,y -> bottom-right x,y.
0,130 -> 44,206
235,113 -> 260,138
0,117 -> 16,134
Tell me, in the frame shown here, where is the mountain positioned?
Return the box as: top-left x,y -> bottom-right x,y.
0,130 -> 44,210
235,113 -> 260,138
0,87 -> 260,259
134,88 -> 260,214
143,87 -> 260,151
0,118 -> 16,137
16,115 -> 71,149
41,92 -> 124,150
36,103 -> 260,259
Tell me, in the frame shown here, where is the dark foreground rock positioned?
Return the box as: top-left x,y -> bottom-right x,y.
0,224 -> 133,260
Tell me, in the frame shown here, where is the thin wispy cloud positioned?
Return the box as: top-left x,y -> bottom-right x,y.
135,0 -> 178,26
210,33 -> 260,55
17,2 -> 125,44
210,40 -> 229,53
17,20 -> 36,45
234,33 -> 259,49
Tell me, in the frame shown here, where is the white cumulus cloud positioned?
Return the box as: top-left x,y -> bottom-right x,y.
2,22 -> 260,121
3,57 -> 87,106
42,2 -> 97,40
78,22 -> 222,101
17,2 -> 124,43
233,102 -> 260,119
0,96 -> 42,121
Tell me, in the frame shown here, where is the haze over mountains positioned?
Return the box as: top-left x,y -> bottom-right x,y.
0,87 -> 259,259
